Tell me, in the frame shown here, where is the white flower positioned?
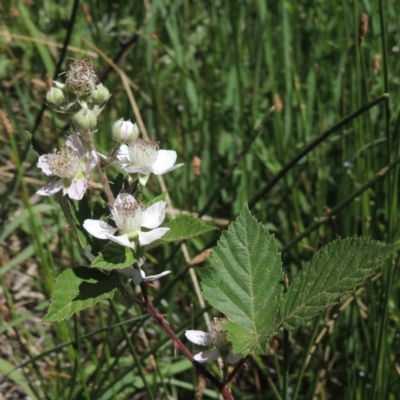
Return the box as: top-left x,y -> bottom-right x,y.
119,259 -> 171,285
112,119 -> 139,143
83,193 -> 169,250
185,318 -> 244,364
113,139 -> 184,185
36,135 -> 97,200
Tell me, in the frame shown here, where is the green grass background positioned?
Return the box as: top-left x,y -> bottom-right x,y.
0,0 -> 400,399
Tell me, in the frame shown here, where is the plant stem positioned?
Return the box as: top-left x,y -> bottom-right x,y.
139,280 -> 238,399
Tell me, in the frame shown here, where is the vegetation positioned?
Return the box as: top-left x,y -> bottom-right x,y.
0,0 -> 399,398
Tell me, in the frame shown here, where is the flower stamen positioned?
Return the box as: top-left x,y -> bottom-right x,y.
111,195 -> 143,233
127,139 -> 159,167
42,148 -> 81,179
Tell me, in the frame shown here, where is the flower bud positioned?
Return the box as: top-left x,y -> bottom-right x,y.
90,83 -> 111,105
46,87 -> 66,107
71,108 -> 97,131
112,119 -> 140,143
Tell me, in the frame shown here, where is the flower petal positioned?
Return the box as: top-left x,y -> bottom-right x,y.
124,165 -> 153,175
193,349 -> 221,363
36,179 -> 63,196
83,219 -> 117,239
115,144 -> 131,164
119,267 -> 144,284
160,163 -> 184,174
85,150 -> 98,173
185,330 -> 212,346
151,150 -> 177,174
37,155 -> 55,176
226,349 -> 245,364
116,192 -> 135,203
67,178 -> 88,200
144,270 -> 171,282
66,135 -> 85,158
117,144 -> 129,156
138,227 -> 170,246
108,233 -> 135,249
141,201 -> 167,229
131,268 -> 144,285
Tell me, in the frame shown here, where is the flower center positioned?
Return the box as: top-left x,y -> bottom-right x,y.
65,59 -> 98,96
43,148 -> 81,179
111,195 -> 143,234
127,139 -> 159,167
207,318 -> 228,348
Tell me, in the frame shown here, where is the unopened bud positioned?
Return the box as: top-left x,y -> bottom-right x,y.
90,83 -> 111,105
46,87 -> 66,107
112,119 -> 139,143
71,108 -> 97,131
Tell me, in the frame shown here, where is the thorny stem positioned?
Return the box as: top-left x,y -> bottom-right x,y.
138,277 -> 241,400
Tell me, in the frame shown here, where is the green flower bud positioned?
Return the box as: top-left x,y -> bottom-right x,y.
71,108 -> 97,131
46,87 -> 66,107
112,119 -> 140,143
90,83 -> 111,105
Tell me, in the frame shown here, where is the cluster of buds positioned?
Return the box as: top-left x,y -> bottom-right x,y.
37,59 -> 182,263
45,59 -> 110,139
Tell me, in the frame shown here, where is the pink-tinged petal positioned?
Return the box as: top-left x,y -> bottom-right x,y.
226,349 -> 245,364
83,219 -> 117,239
108,233 -> 135,249
124,165 -> 153,175
142,201 -> 167,228
66,135 -> 85,158
36,179 -> 63,196
193,349 -> 221,363
85,150 -> 98,173
144,270 -> 171,282
37,155 -> 55,176
67,178 -> 88,200
152,150 -> 177,174
138,227 -> 169,246
185,330 -> 212,346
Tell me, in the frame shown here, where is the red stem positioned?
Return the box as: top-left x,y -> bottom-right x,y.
140,279 -> 238,399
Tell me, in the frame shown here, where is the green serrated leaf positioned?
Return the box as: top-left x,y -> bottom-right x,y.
145,214 -> 216,250
164,214 -> 216,241
44,268 -> 119,322
91,241 -> 136,269
201,204 -> 284,355
280,238 -> 399,331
